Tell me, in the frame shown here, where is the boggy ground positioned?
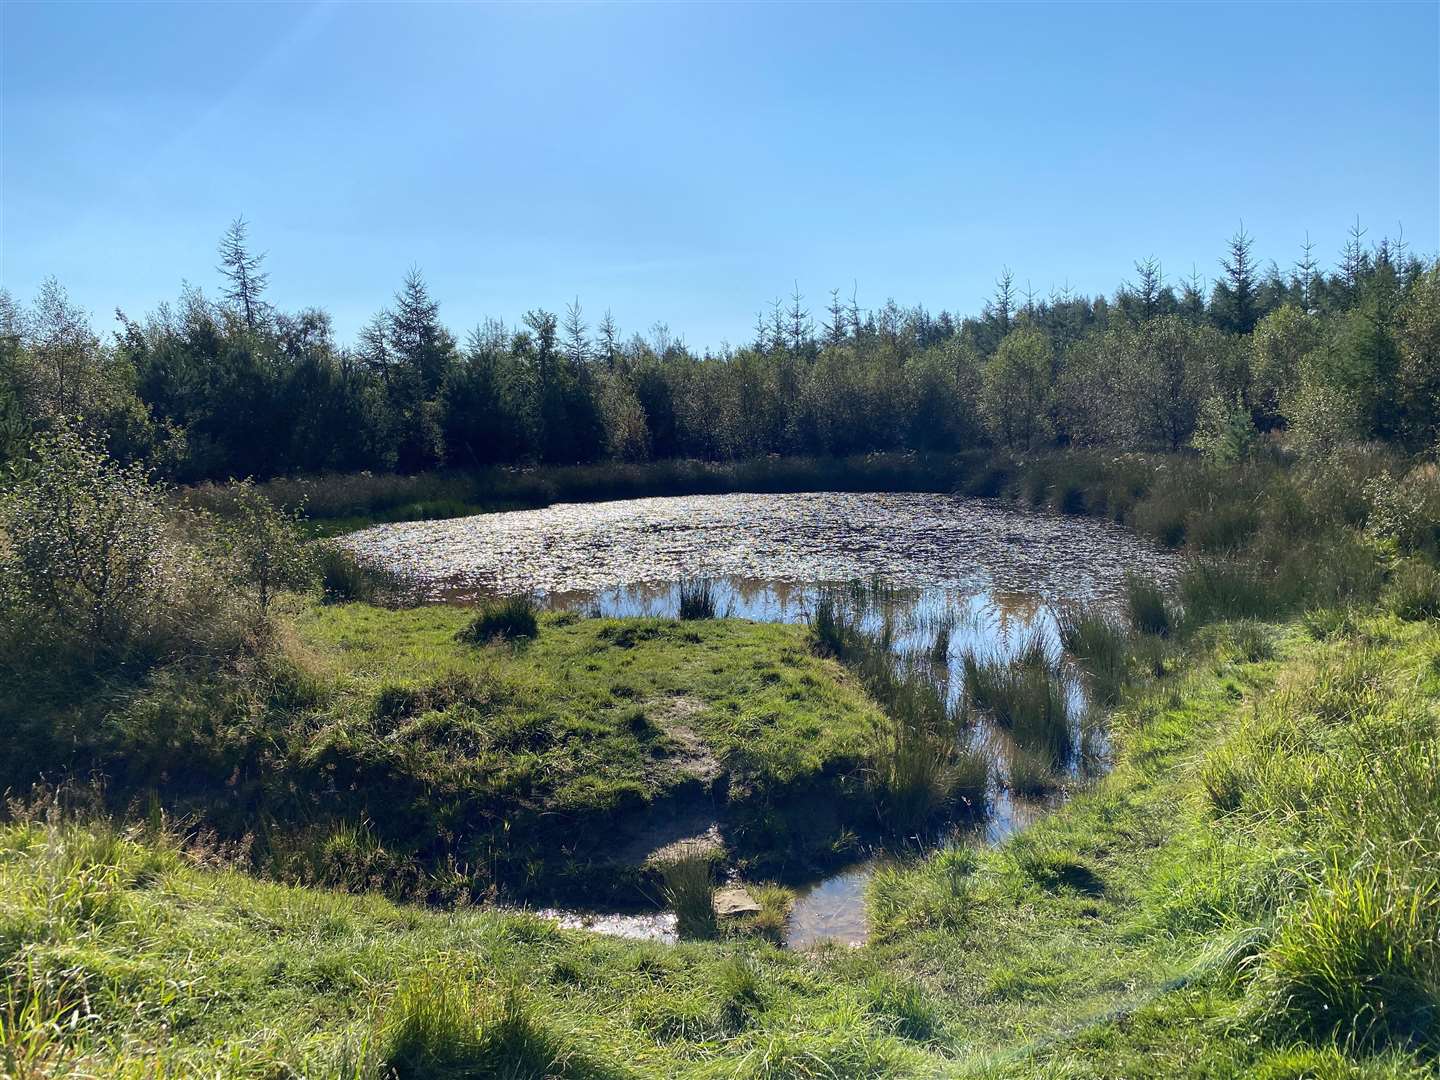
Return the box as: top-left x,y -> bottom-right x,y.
6,613 -> 1436,1077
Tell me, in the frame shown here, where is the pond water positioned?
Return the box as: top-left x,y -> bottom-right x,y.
342,491 -> 1180,948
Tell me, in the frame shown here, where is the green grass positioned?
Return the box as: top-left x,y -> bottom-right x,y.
279,603 -> 883,897
1125,573 -> 1174,637
5,598 -> 883,908
14,444 -> 1440,1077
3,616 -> 1437,1076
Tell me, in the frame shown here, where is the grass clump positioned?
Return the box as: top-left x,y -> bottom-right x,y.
1006,744 -> 1060,796
1254,863 -> 1440,1053
1177,558 -> 1287,625
1056,602 -> 1132,704
316,543 -> 403,604
1384,559 -> 1440,621
382,975 -> 606,1079
809,592 -> 861,659
678,578 -> 718,620
660,848 -> 718,940
458,594 -> 541,643
1124,573 -> 1173,637
963,653 -> 1074,771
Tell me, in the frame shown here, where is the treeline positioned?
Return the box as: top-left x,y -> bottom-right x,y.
2,219 -> 1436,482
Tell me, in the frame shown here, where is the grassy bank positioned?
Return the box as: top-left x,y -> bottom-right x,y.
5,603 -> 880,907
6,614 -> 1435,1077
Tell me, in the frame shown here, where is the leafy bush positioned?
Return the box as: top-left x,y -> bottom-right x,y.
458,595 -> 540,643
0,425 -> 224,665
1365,464 -> 1440,555
217,477 -> 314,614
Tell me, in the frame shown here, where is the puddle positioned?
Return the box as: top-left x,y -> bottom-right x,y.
342,491 -> 1181,949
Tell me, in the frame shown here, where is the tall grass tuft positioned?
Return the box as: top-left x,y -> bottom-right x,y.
458,594 -> 540,643
1177,558 -> 1285,625
1002,666 -> 1075,770
1384,559 -> 1440,621
316,544 -> 403,604
960,651 -> 1004,712
1056,602 -> 1131,704
677,578 -> 718,620
1255,863 -> 1440,1052
660,848 -> 717,940
1124,574 -> 1173,637
1006,744 -> 1060,796
381,974 -> 578,1079
809,592 -> 860,659
868,704 -> 989,836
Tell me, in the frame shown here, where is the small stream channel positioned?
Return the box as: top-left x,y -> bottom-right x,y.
343,491 -> 1180,949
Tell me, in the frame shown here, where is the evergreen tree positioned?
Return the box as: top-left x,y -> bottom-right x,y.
216,217 -> 269,330
1213,226 -> 1259,334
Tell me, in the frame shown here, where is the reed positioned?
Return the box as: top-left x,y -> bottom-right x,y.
1055,602 -> 1132,704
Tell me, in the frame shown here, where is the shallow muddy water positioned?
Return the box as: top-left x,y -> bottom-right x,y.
343,491 -> 1180,948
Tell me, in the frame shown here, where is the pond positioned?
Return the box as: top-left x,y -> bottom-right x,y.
342,491 -> 1180,948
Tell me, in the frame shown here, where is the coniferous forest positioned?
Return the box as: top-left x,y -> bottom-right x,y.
5,218 -> 1436,483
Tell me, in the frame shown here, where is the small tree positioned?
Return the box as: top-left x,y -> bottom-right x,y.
217,217 -> 270,330
0,424 -> 175,654
221,480 -> 313,615
1191,392 -> 1259,467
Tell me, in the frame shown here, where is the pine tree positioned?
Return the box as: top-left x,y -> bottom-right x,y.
1215,226 -> 1258,333
217,217 -> 269,330
597,309 -> 619,367
991,267 -> 1015,335
786,282 -> 812,352
1133,256 -> 1163,319
1295,232 -> 1319,311
823,289 -> 847,347
1341,217 -> 1370,294
389,268 -> 452,395
563,298 -> 590,365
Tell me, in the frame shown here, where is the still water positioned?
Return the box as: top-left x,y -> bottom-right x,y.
343,491 -> 1180,948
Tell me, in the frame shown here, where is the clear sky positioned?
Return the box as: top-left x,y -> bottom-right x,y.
3,1 -> 1437,351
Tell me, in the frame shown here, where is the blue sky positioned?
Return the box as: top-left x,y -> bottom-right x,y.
3,1 -> 1437,351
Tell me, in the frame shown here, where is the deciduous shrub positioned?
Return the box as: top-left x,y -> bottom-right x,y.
0,425 -> 224,666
